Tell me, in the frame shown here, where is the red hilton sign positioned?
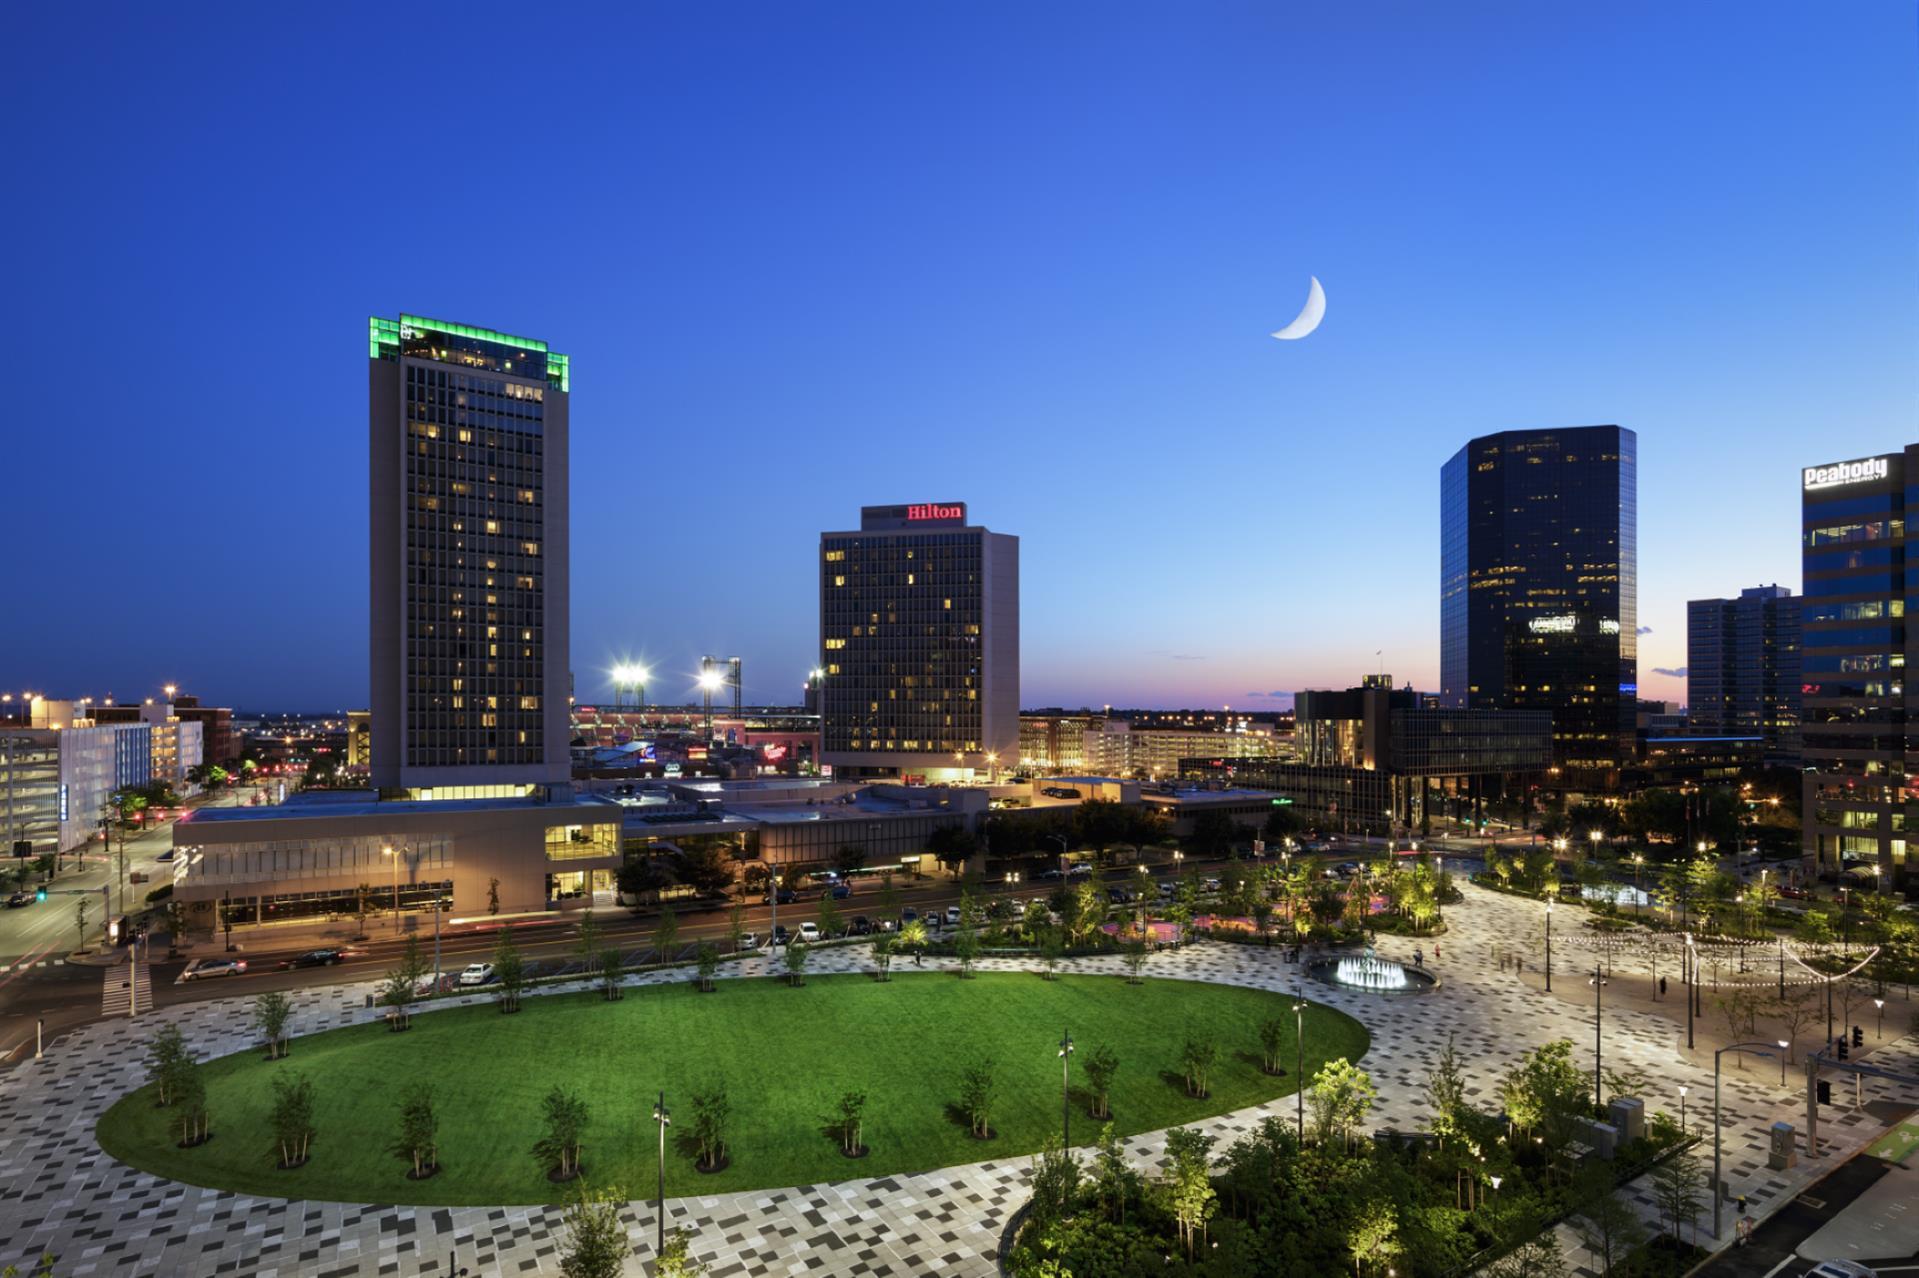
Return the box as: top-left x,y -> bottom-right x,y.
907,503 -> 965,522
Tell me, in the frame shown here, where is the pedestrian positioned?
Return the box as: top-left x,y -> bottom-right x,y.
1659,975 -> 1667,998
1434,941 -> 1440,961
1414,947 -> 1424,967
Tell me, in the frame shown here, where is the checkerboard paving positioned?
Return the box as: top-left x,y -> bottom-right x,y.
1,882 -> 1913,1277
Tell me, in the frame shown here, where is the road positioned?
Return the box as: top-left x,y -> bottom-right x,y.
0,841 -> 1306,1066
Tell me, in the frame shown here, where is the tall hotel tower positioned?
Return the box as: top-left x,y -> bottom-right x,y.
819,503 -> 1019,779
368,315 -> 572,795
1799,450 -> 1910,890
1440,426 -> 1638,782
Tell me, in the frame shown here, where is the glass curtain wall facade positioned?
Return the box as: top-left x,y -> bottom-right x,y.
1440,426 -> 1637,781
370,315 -> 571,791
1799,450 -> 1911,889
1686,586 -> 1801,764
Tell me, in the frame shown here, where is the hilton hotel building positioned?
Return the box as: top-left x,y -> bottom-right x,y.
820,503 -> 1019,779
1800,449 -> 1914,893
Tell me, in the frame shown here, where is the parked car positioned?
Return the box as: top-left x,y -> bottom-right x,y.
798,921 -> 821,942
772,924 -> 790,945
156,849 -> 176,862
1157,881 -> 1177,898
738,931 -> 761,951
764,888 -> 797,905
901,907 -> 919,924
181,957 -> 247,980
1803,1262 -> 1877,1278
457,962 -> 495,987
6,891 -> 35,909
944,905 -> 962,925
1034,867 -> 1064,880
277,949 -> 342,970
830,883 -> 852,899
851,915 -> 873,935
1203,877 -> 1221,892
1067,863 -> 1093,877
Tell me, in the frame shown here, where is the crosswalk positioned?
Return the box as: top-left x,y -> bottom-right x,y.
101,963 -> 153,1016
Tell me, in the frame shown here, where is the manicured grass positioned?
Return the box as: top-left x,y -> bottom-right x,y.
96,972 -> 1367,1205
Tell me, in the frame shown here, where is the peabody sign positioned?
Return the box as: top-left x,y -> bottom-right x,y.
1804,457 -> 1889,490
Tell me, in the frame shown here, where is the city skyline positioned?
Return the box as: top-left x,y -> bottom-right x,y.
7,5 -> 1916,711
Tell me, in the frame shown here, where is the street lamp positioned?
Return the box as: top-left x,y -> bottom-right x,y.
1778,1039 -> 1790,1087
652,1092 -> 671,1261
1590,964 -> 1608,1107
1684,933 -> 1696,1050
1058,1028 -> 1075,1146
1678,1084 -> 1688,1135
985,751 -> 999,784
1293,992 -> 1307,1140
1875,997 -> 1886,1040
382,844 -> 401,930
1714,1042 -> 1782,1240
1046,833 -> 1069,878
1632,853 -> 1644,915
1544,900 -> 1553,992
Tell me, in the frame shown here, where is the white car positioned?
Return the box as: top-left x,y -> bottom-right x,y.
944,905 -> 962,925
738,932 -> 761,951
798,922 -> 821,942
1803,1263 -> 1878,1278
180,957 -> 247,981
457,962 -> 494,987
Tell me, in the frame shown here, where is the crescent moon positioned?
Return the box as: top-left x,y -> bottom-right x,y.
1270,276 -> 1325,340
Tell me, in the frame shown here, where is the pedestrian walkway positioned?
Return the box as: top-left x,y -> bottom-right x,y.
0,881 -> 1912,1277
98,961 -> 151,1017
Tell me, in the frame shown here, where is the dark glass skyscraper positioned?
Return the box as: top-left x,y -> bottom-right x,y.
368,315 -> 572,793
1799,449 -> 1910,889
1686,585 -> 1801,764
1440,426 -> 1637,779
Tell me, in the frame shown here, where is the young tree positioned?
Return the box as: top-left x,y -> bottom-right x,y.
726,902 -> 747,954
651,905 -> 680,965
487,876 -> 501,916
1309,1058 -> 1378,1152
1649,1151 -> 1704,1244
269,1072 -> 315,1167
1082,1043 -> 1119,1119
1346,1198 -> 1401,1278
1028,1133 -> 1083,1228
494,927 -> 526,1013
174,1057 -> 210,1146
816,892 -> 843,939
1039,926 -> 1065,980
353,882 -> 375,939
953,924 -> 979,978
574,908 -> 600,975
870,932 -> 894,982
597,945 -> 624,1001
958,1057 -> 997,1138
1122,938 -> 1148,985
1425,1032 -> 1466,1143
876,872 -> 900,923
1771,984 -> 1817,1062
252,990 -> 294,1059
834,842 -> 868,880
690,1079 -> 731,1171
1092,1121 -> 1142,1225
1257,1016 -> 1289,1076
783,941 -> 810,987
655,1227 -> 706,1278
1500,1039 -> 1587,1154
1178,1028 -> 1217,1097
145,1022 -> 190,1105
532,1086 -> 590,1181
557,1183 -> 630,1278
75,896 -> 90,950
926,823 -> 978,876
1572,1170 -> 1647,1277
1161,1126 -> 1218,1260
392,1083 -> 439,1178
836,1089 -> 867,1155
381,936 -> 427,1030
695,940 -> 719,992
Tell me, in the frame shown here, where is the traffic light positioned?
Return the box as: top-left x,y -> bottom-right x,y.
1817,1079 -> 1832,1105
1853,1026 -> 1864,1048
1836,1036 -> 1849,1060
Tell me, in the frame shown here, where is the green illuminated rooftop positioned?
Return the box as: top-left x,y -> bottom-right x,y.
369,314 -> 570,391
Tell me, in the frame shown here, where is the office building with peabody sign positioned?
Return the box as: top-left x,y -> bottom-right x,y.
1799,448 -> 1915,893
819,503 -> 1019,779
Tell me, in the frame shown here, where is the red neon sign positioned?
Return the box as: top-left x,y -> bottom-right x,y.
907,503 -> 965,522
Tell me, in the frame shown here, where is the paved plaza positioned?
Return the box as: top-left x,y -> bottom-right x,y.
0,882 -> 1913,1277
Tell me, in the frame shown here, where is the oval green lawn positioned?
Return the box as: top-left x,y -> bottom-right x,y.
97,972 -> 1368,1205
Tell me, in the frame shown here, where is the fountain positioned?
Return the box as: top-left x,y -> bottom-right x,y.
1306,946 -> 1437,995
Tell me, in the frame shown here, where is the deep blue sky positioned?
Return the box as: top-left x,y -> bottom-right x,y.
6,4 -> 1915,712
